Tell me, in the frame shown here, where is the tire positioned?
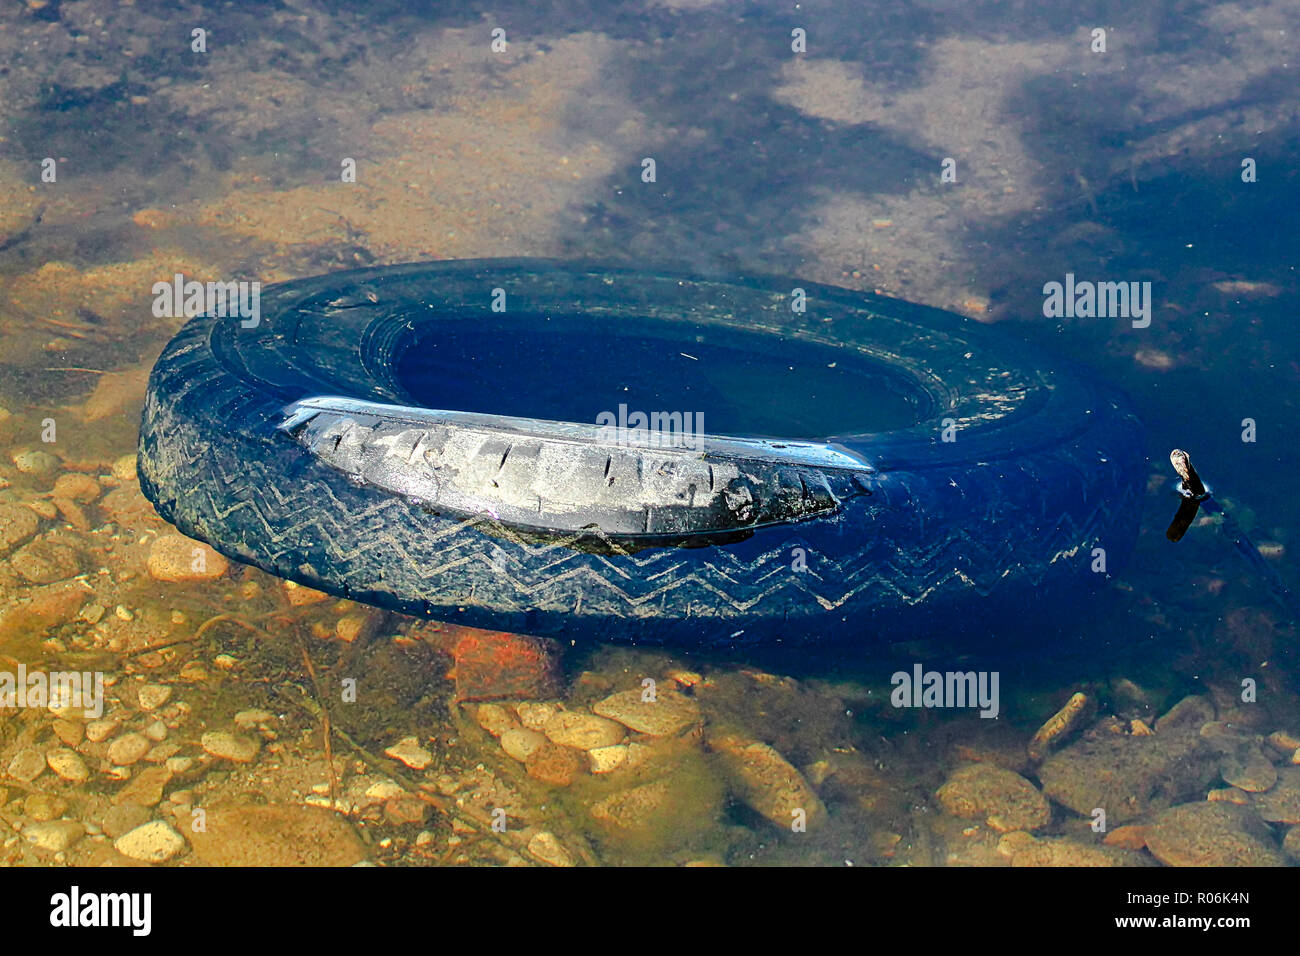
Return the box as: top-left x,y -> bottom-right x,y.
138,259 -> 1146,646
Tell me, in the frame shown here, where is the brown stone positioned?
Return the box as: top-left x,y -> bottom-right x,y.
186,804 -> 367,866
441,625 -> 562,702
525,742 -> 586,786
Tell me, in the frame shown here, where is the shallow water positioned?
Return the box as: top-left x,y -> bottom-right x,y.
0,0 -> 1297,868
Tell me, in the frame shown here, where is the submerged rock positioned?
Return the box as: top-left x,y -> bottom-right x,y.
1037,723 -> 1216,824
1145,802 -> 1285,867
709,732 -> 826,830
936,763 -> 1050,832
186,804 -> 366,866
593,688 -> 700,736
1254,767 -> 1300,824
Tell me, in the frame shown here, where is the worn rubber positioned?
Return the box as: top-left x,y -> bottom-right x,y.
138,260 -> 1146,646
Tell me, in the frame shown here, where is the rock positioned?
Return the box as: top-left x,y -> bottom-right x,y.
115,821 -> 185,863
0,503 -> 39,554
85,719 -> 119,743
1219,744 -> 1278,792
23,792 -> 68,821
283,580 -> 329,605
500,727 -> 548,763
144,721 -> 168,742
1207,787 -> 1252,804
591,778 -> 676,832
1037,724 -> 1216,824
10,539 -> 81,583
147,534 -> 228,582
936,764 -> 1051,832
107,732 -> 151,766
473,702 -> 517,738
516,701 -> 560,730
1103,825 -> 1150,850
12,449 -> 59,476
383,736 -> 432,770
589,744 -> 628,774
1027,692 -> 1095,762
526,831 -> 575,867
52,473 -> 100,503
185,804 -> 367,866
23,820 -> 85,853
136,684 -> 172,711
709,733 -> 827,830
542,711 -> 625,751
335,613 -> 375,643
1155,694 -> 1215,732
443,627 -> 562,702
200,731 -> 261,763
998,831 -> 1151,867
525,742 -> 586,786
1285,826 -> 1300,862
7,748 -> 46,782
51,719 -> 83,747
114,766 -> 172,807
111,455 -> 138,481
233,709 -> 275,729
593,689 -> 700,736
102,802 -> 153,839
1146,802 -> 1285,866
1254,767 -> 1300,824
46,748 -> 89,783
384,796 -> 428,826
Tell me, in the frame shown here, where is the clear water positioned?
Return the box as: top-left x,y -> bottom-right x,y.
0,0 -> 1297,872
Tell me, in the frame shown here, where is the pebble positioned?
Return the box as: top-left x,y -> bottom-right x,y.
111,455 -> 138,481
46,748 -> 90,783
8,748 -> 46,781
593,689 -> 700,736
23,792 -> 68,821
936,764 -> 1051,832
590,778 -> 678,833
10,539 -> 81,583
51,473 -> 100,503
542,711 -> 625,751
588,744 -> 629,774
515,701 -> 560,731
146,534 -> 229,582
335,614 -> 372,643
107,732 -> 151,766
12,449 -> 59,476
383,736 -> 432,770
525,742 -> 586,786
710,733 -> 827,830
1286,827 -> 1300,862
1027,692 -> 1094,762
233,709 -> 275,729
102,803 -> 152,839
85,719 -> 119,743
186,804 -> 366,866
1146,802 -> 1285,866
51,719 -> 83,747
0,503 -> 39,554
144,720 -> 168,742
500,727 -> 548,763
114,820 -> 185,863
283,580 -> 330,605
114,766 -> 172,807
527,831 -> 575,867
23,820 -> 85,853
200,731 -> 261,763
1254,767 -> 1300,824
136,684 -> 172,711
473,702 -> 517,738
998,831 -> 1151,867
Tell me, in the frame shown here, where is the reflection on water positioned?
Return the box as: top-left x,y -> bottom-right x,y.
0,0 -> 1297,867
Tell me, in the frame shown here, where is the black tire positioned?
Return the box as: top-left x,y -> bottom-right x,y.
138,260 -> 1146,646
